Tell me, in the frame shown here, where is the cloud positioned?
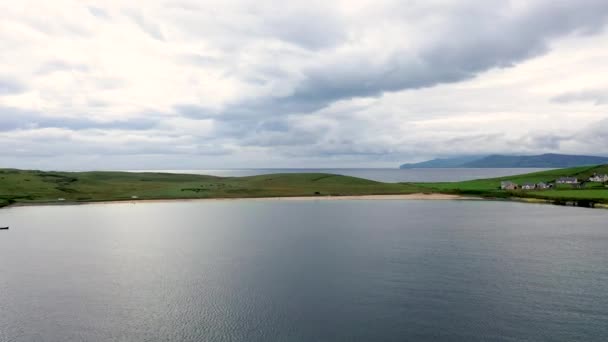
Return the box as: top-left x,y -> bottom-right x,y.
123,8 -> 165,41
173,104 -> 217,119
87,6 -> 110,19
552,88 -> 608,105
1,0 -> 608,168
36,60 -> 90,75
221,0 -> 608,118
255,5 -> 347,50
0,77 -> 25,95
0,106 -> 158,132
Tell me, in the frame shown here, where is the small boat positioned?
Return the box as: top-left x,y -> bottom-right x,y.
0,227 -> 8,230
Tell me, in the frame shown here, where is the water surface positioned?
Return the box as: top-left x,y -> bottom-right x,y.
1,200 -> 607,341
127,168 -> 552,182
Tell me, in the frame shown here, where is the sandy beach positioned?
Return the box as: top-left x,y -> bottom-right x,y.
99,193 -> 478,204
4,193 -> 479,209
251,193 -> 475,201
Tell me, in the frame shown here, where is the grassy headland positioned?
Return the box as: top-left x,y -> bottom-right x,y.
0,169 -> 425,207
415,164 -> 608,205
1,165 -> 608,208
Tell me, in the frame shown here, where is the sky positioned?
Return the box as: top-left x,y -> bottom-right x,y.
1,0 -> 608,169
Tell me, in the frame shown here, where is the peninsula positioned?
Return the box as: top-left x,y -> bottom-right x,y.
1,165 -> 608,208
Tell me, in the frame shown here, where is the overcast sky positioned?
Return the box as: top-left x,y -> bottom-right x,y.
1,0 -> 608,169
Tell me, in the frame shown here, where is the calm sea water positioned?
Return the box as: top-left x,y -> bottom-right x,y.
1,200 -> 607,341
127,168 -> 552,183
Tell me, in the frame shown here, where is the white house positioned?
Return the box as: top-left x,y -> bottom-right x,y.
589,174 -> 608,182
521,183 -> 536,190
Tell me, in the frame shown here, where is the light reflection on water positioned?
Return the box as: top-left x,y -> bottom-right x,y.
1,199 -> 607,341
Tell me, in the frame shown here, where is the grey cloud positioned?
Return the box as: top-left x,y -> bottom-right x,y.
96,77 -> 127,90
552,89 -> 608,105
179,54 -> 222,67
88,6 -> 110,19
87,99 -> 110,108
575,118 -> 608,144
446,133 -> 505,146
239,119 -> 321,147
124,9 -> 165,40
166,2 -> 346,50
311,141 -> 395,157
0,78 -> 25,95
528,134 -> 572,150
0,106 -> 158,132
243,130 -> 318,147
173,104 -> 217,119
36,60 -> 90,75
513,133 -> 573,151
19,18 -> 90,37
284,1 -> 608,111
258,120 -> 289,132
261,8 -> 346,50
0,138 -> 227,158
319,3 -> 605,116
179,0 -> 608,132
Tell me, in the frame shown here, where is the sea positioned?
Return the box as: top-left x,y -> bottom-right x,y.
126,168 -> 552,183
2,168 -> 608,341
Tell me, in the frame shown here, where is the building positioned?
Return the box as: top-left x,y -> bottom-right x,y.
556,177 -> 578,184
536,182 -> 552,189
589,173 -> 608,182
501,181 -> 518,190
521,183 -> 536,190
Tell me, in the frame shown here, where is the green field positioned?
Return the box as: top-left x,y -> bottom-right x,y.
2,165 -> 608,208
0,169 -> 426,207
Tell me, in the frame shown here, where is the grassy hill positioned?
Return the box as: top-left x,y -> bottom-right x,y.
0,169 -> 424,207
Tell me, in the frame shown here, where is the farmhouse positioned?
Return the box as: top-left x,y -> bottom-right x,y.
536,182 -> 552,189
521,183 -> 536,190
556,177 -> 578,184
589,173 -> 608,182
500,181 -> 518,190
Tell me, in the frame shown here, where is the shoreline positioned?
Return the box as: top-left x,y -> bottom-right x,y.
3,193 -> 605,210
3,193 -> 480,209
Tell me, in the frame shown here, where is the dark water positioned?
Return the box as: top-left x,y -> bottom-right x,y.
128,168 -> 552,182
1,200 -> 608,341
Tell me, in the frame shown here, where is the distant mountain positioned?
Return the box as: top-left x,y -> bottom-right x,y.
400,154 -> 608,168
399,156 -> 482,168
462,154 -> 608,168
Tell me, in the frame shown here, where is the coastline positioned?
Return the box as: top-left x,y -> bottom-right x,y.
3,193 -> 479,209
2,167 -> 607,210
3,193 -> 605,210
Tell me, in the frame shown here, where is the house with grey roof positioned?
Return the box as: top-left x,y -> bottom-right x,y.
556,177 -> 578,184
521,183 -> 536,190
536,182 -> 552,190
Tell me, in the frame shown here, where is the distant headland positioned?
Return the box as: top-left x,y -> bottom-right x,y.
400,153 -> 608,169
